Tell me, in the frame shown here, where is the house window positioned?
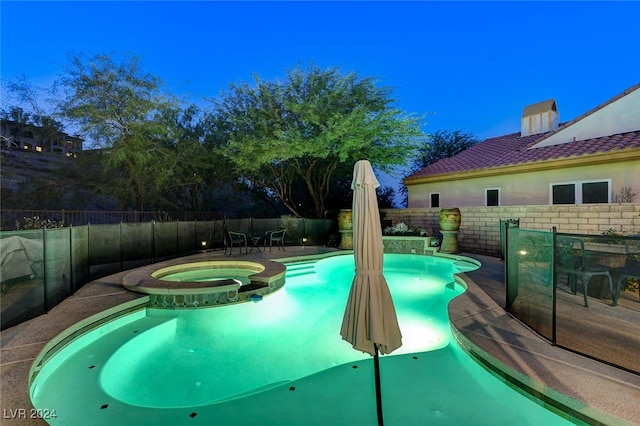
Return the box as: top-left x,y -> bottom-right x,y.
486,188 -> 500,206
552,184 -> 575,204
551,180 -> 610,204
582,182 -> 609,203
430,193 -> 440,208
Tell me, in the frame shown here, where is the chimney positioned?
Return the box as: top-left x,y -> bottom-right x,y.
521,99 -> 558,137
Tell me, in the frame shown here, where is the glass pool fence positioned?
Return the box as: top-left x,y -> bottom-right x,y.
505,227 -> 640,374
0,218 -> 335,330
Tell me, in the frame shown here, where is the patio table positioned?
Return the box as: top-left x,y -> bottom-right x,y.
249,236 -> 262,253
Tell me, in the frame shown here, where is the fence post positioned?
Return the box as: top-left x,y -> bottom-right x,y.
69,224 -> 74,293
500,218 -> 520,260
151,220 -> 156,263
87,223 -> 91,280
42,226 -> 48,313
551,226 -> 557,345
119,222 -> 123,272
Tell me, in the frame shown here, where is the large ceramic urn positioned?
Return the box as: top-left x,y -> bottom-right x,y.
439,208 -> 461,253
439,208 -> 461,231
337,209 -> 353,249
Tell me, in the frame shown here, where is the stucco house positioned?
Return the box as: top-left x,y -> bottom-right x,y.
404,83 -> 640,208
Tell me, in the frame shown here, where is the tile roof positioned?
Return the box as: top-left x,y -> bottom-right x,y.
407,82 -> 640,180
407,129 -> 640,178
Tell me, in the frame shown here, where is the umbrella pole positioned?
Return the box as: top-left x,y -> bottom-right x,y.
374,344 -> 383,426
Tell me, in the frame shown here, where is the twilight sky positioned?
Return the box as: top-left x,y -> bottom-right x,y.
2,1 -> 639,192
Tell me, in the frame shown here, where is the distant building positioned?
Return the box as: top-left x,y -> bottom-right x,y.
0,119 -> 83,157
404,83 -> 640,207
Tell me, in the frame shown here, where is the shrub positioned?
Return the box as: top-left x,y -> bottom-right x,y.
383,222 -> 417,236
15,216 -> 66,230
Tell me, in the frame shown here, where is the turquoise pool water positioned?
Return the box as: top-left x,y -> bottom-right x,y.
157,267 -> 254,285
30,254 -> 573,425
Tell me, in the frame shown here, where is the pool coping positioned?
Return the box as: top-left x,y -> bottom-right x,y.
27,298 -> 149,386
2,247 -> 639,425
449,287 -> 626,426
451,254 -> 640,426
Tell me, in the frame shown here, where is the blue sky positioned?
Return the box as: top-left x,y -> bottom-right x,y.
2,1 -> 639,192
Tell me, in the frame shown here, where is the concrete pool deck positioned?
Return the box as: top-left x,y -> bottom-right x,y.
1,247 -> 639,425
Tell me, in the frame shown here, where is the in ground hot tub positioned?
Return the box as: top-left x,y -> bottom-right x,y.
122,260 -> 286,308
152,261 -> 264,285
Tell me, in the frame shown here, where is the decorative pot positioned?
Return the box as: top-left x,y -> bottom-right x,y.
439,208 -> 461,254
337,209 -> 353,231
439,208 -> 461,232
337,209 -> 353,249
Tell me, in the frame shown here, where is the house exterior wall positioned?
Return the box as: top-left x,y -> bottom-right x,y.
407,158 -> 640,208
381,203 -> 640,257
533,88 -> 640,147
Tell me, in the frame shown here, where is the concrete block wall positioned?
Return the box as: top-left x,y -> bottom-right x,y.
381,204 -> 640,257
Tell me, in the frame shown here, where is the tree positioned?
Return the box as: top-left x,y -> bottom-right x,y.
206,63 -> 425,218
1,75 -> 66,151
376,186 -> 397,209
2,58 -> 268,216
151,104 -> 210,211
400,129 -> 480,207
410,129 -> 480,171
0,80 -> 82,211
55,53 -> 189,211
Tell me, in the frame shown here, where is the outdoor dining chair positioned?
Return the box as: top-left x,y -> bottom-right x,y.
224,224 -> 248,256
556,236 -> 614,307
264,228 -> 286,252
612,238 -> 640,306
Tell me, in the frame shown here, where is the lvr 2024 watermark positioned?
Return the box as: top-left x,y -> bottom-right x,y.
3,408 -> 57,420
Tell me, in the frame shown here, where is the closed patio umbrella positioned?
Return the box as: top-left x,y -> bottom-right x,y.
340,159 -> 402,426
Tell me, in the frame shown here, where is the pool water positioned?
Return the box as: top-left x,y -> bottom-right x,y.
30,254 -> 573,425
157,267 -> 254,285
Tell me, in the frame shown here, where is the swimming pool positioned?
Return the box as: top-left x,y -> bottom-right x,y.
30,253 -> 573,425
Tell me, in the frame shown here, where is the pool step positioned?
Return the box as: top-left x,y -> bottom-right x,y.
285,261 -> 316,278
214,380 -> 292,404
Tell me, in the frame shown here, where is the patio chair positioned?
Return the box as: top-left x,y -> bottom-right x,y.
612,239 -> 640,306
264,228 -> 286,252
556,237 -> 614,307
224,224 -> 248,256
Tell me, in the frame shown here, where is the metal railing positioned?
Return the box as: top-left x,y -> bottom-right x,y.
1,209 -> 225,230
